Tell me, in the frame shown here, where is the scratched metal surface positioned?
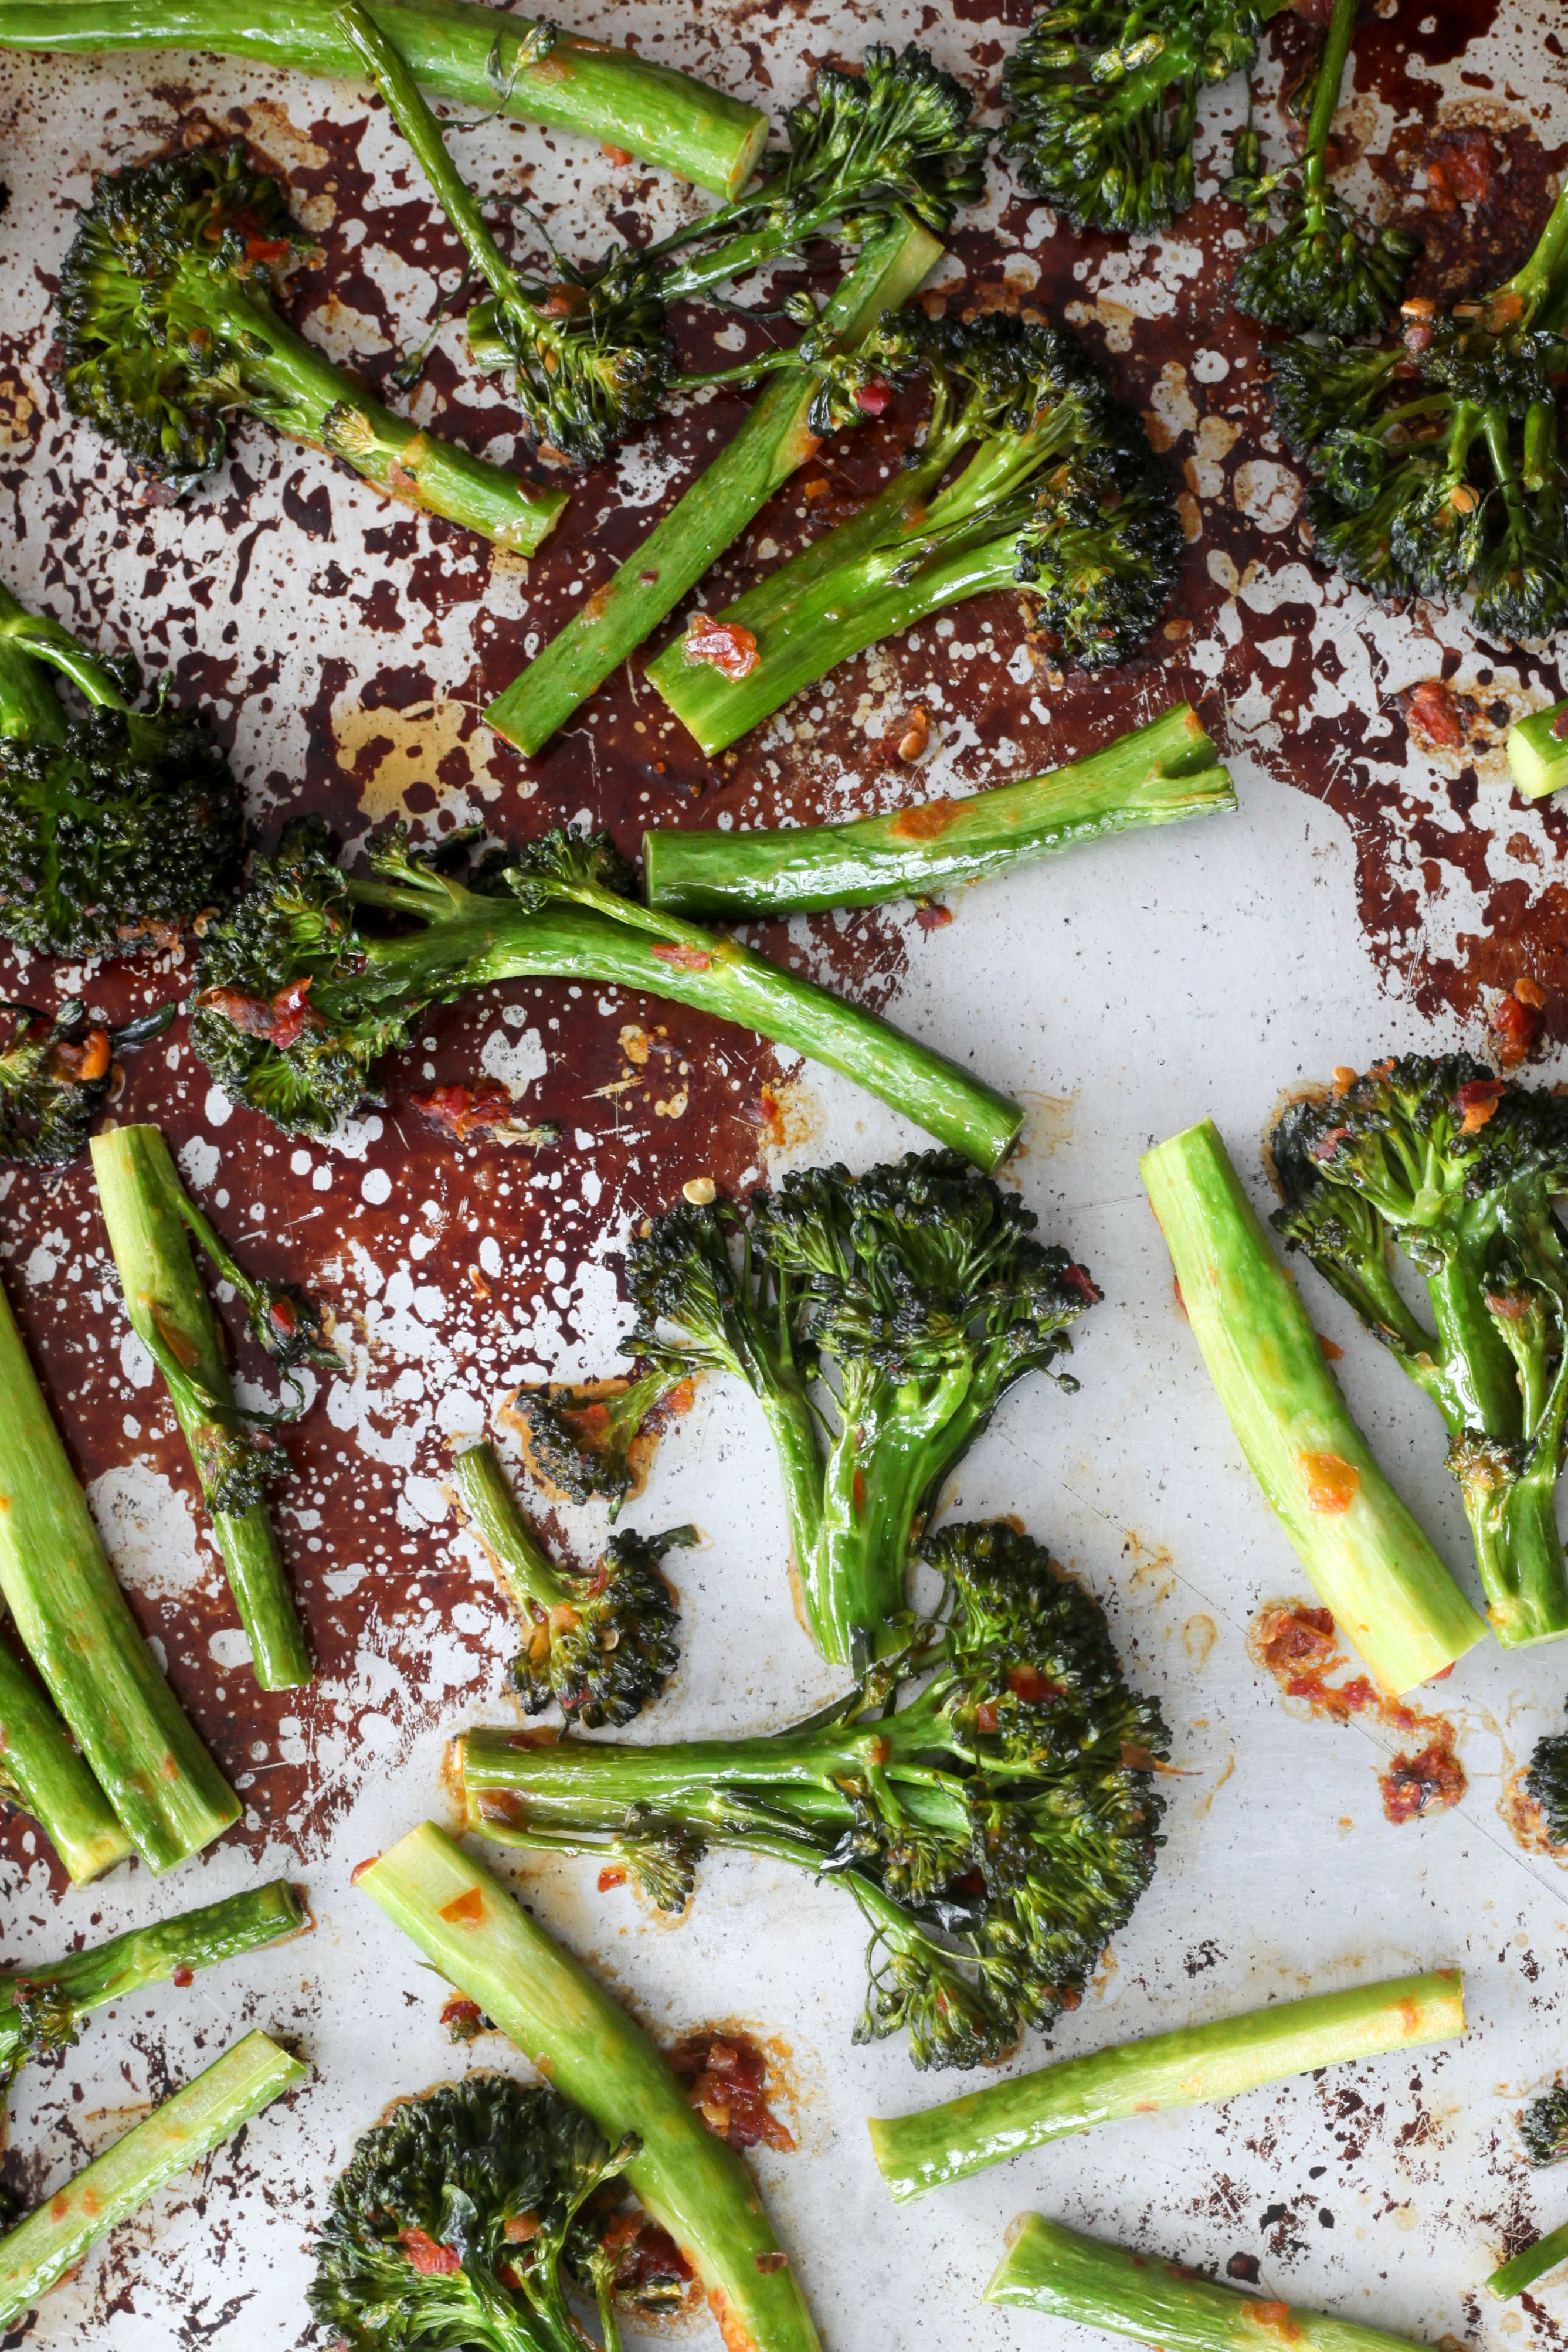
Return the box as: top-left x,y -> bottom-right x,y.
1,0 -> 1567,2344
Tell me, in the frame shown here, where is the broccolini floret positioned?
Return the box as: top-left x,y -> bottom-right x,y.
0,998 -> 172,1167
1272,184 -> 1568,640
507,1365 -> 690,1518
460,1519 -> 1167,2072
1525,1706 -> 1568,1844
0,581 -> 242,958
57,142 -> 566,552
1227,0 -> 1418,337
1272,1055 -> 1568,1647
1522,2084 -> 1568,2167
187,818 -> 1023,1166
1001,0 -> 1263,235
307,2073 -> 689,2351
616,1155 -> 1097,1664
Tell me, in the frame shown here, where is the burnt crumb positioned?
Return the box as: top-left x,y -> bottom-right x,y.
1184,1939 -> 1224,1977
1227,2253 -> 1262,2283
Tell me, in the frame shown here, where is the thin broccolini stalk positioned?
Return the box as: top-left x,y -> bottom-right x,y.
91,1125 -> 313,1693
0,0 -> 768,199
0,1272 -> 239,1873
0,2029 -> 306,2324
1508,697 -> 1568,799
0,1880 -> 306,2091
1491,2219 -> 1568,2300
484,213 -> 941,754
1140,1119 -> 1486,1693
0,1637 -> 133,1884
869,1970 -> 1464,2203
355,1822 -> 823,2352
642,704 -> 1236,917
985,2214 -> 1433,2352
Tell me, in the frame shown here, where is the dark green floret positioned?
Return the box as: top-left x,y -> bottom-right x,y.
613,1153 -> 1098,1664
1522,2085 -> 1568,2167
461,1519 -> 1168,2072
1270,1054 -> 1568,1647
1270,184 -> 1568,641
1525,1705 -> 1568,1844
0,579 -> 241,958
307,2073 -> 691,2352
1227,0 -> 1417,338
56,140 -> 565,552
0,998 -> 172,1167
1001,0 -> 1263,235
509,1364 -> 691,1518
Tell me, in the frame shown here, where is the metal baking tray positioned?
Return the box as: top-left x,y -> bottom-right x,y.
0,0 -> 1564,2341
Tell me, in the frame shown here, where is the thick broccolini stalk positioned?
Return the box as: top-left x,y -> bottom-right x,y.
486,214 -> 940,754
91,1124 -> 330,1691
647,313 -> 1181,756
1508,695 -> 1568,799
1271,1058 -> 1568,1648
449,1441 -> 688,1727
188,819 -> 1022,1168
985,2214 -> 1434,2352
0,2029 -> 305,2325
1522,2087 -> 1568,2167
1142,1118 -> 1486,1691
309,2073 -> 691,2352
341,11 -> 977,469
1526,1706 -> 1568,1842
623,1159 -> 1096,1664
356,1822 -> 823,2352
1001,0 -> 1274,236
0,1879 -> 305,2095
0,0 -> 768,200
871,1968 -> 1463,2198
0,580 -> 242,957
1491,2221 -> 1568,2302
459,1521 -> 1167,2073
1228,0 -> 1417,338
0,999 -> 172,1168
0,1635 -> 133,1882
58,144 -> 566,555
1272,185 -> 1568,640
643,703 -> 1235,918
506,1363 -> 690,1516
0,1270 -> 239,1872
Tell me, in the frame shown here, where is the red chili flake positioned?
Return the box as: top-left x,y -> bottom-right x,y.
973,1701 -> 1000,1734
852,1468 -> 867,1515
1309,1124 -> 1350,1162
757,2251 -> 789,2273
436,1886 -> 484,1926
854,378 -> 892,416
601,142 -> 634,165
1424,157 -> 1457,213
412,1082 -> 518,1141
683,616 -> 761,680
1426,129 -> 1494,210
1379,1736 -> 1466,1824
171,1965 -> 194,1988
199,975 -> 321,1050
48,1028 -> 112,1085
610,2218 -> 694,2298
1006,1664 -> 1064,1703
538,284 -> 586,320
1452,1076 -> 1505,1133
1060,1262 -> 1103,1306
400,2228 -> 461,2277
649,943 -> 713,972
349,1856 -> 379,1883
914,903 -> 953,931
267,1297 -> 299,1340
598,1865 -> 627,1892
439,1996 -> 485,2041
1404,677 -> 1465,749
1300,1451 -> 1359,1515
245,235 -> 291,263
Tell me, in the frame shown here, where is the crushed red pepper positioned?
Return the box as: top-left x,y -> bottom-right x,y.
668,2032 -> 796,2153
1251,1603 -> 1465,1823
683,616 -> 761,680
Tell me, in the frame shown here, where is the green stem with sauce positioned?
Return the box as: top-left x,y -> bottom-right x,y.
1139,1119 -> 1486,1693
870,1970 -> 1465,2203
